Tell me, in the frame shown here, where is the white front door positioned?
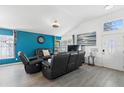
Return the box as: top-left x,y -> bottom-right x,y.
102,34 -> 124,71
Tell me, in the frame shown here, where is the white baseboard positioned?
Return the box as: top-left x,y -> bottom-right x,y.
0,62 -> 22,67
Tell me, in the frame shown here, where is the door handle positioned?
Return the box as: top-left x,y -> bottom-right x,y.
102,49 -> 105,55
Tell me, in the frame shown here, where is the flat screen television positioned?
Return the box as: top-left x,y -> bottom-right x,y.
68,45 -> 79,52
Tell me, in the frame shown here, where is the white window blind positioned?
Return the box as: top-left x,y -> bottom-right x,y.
0,35 -> 15,59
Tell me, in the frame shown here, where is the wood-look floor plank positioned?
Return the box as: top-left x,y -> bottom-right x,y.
0,64 -> 124,87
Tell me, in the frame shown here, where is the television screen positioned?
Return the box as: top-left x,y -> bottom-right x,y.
68,45 -> 79,52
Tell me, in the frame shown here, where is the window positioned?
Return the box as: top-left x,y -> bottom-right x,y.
104,19 -> 123,31
0,35 -> 15,59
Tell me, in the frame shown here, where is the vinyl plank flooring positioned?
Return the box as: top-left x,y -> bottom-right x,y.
0,64 -> 124,87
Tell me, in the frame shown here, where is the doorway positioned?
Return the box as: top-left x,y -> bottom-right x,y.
102,34 -> 124,71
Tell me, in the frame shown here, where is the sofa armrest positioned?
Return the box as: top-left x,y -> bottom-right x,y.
29,59 -> 43,65
29,56 -> 38,61
42,61 -> 51,68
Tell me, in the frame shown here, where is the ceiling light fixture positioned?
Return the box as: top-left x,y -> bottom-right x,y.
52,20 -> 60,28
105,5 -> 114,10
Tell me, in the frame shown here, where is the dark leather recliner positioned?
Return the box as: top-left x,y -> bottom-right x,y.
36,48 -> 44,58
18,52 -> 42,74
42,53 -> 70,79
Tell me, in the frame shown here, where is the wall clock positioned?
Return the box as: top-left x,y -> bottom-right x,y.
37,36 -> 45,44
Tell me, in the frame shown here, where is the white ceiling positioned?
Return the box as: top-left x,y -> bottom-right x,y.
0,5 -> 124,36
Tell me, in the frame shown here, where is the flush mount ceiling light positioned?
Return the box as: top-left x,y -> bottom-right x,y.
52,20 -> 60,28
104,5 -> 114,10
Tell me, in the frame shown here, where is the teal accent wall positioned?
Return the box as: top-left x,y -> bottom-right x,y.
0,28 -> 61,65
0,28 -> 13,36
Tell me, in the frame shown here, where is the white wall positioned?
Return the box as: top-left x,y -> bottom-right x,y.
62,8 -> 124,69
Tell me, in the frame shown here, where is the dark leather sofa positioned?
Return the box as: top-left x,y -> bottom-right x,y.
42,53 -> 70,79
18,52 -> 42,74
67,51 -> 79,72
77,51 -> 85,66
42,51 -> 85,79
